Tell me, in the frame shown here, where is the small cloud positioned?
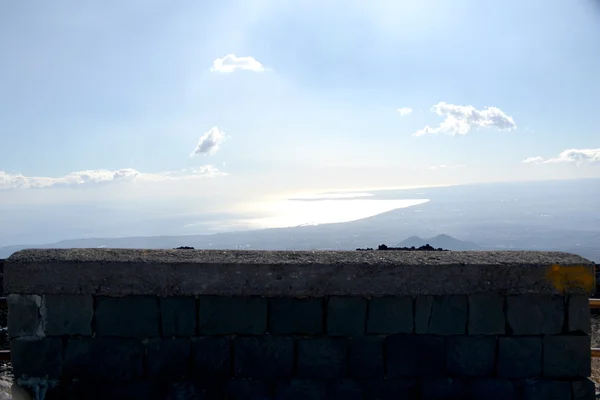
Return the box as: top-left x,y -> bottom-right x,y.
190,127 -> 227,156
209,54 -> 266,73
152,165 -> 225,180
188,165 -> 224,176
414,102 -> 516,137
526,148 -> 600,165
523,156 -> 544,164
428,164 -> 467,170
0,166 -> 225,190
397,107 -> 413,117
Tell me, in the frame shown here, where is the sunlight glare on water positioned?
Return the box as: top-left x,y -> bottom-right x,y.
242,198 -> 430,229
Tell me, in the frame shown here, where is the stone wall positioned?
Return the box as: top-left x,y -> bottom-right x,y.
3,249 -> 598,400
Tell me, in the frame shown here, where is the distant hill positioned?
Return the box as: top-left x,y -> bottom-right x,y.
397,234 -> 481,251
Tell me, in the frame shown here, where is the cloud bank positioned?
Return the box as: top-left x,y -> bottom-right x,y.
414,102 -> 517,136
523,148 -> 600,165
209,54 -> 266,73
397,107 -> 413,116
0,166 -> 225,190
191,127 -> 227,156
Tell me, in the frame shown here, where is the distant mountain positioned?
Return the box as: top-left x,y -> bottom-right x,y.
397,234 -> 481,251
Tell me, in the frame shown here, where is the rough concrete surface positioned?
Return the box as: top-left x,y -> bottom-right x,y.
4,249 -> 595,296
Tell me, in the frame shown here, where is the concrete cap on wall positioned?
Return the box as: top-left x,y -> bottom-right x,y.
3,249 -> 596,296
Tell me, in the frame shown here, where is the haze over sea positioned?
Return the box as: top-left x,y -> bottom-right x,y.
214,197 -> 430,231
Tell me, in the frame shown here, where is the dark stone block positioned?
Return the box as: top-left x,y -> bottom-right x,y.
567,295 -> 591,334
296,338 -> 348,379
359,378 -> 419,400
11,337 -> 62,379
446,336 -> 495,377
572,378 -> 596,400
521,379 -> 572,400
117,381 -> 223,400
225,379 -> 271,400
468,292 -> 505,335
421,378 -> 468,400
43,294 -> 93,336
414,295 -> 433,334
497,337 -> 542,379
469,379 -> 518,400
367,296 -> 413,334
386,335 -> 445,377
42,385 -> 80,400
348,337 -> 384,378
430,295 -> 467,335
189,380 -> 226,400
58,381 -> 165,400
415,295 -> 467,335
269,297 -> 323,335
160,296 -> 197,337
234,336 -> 294,378
8,294 -> 40,339
166,381 -> 202,400
191,337 -> 231,380
94,296 -> 160,338
328,379 -> 362,400
30,384 -> 64,400
198,296 -> 267,335
327,296 -> 367,337
275,380 -> 327,400
543,335 -> 590,378
64,338 -> 144,381
103,382 -> 166,400
146,338 -> 191,379
506,294 -> 564,335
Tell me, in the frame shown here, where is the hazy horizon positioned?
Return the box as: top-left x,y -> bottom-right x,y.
2,178 -> 599,266
0,177 -> 597,247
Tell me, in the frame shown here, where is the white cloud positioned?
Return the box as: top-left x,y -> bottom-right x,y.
524,148 -> 600,165
523,156 -> 545,164
209,54 -> 266,73
0,166 -> 225,190
428,164 -> 467,170
190,126 -> 227,156
414,102 -> 517,137
397,107 -> 413,116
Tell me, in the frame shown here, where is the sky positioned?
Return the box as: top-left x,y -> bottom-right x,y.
1,0 -> 600,244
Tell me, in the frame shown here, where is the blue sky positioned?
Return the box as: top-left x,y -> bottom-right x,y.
1,0 -> 599,244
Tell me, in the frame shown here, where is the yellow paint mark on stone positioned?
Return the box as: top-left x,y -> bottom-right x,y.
546,264 -> 595,293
